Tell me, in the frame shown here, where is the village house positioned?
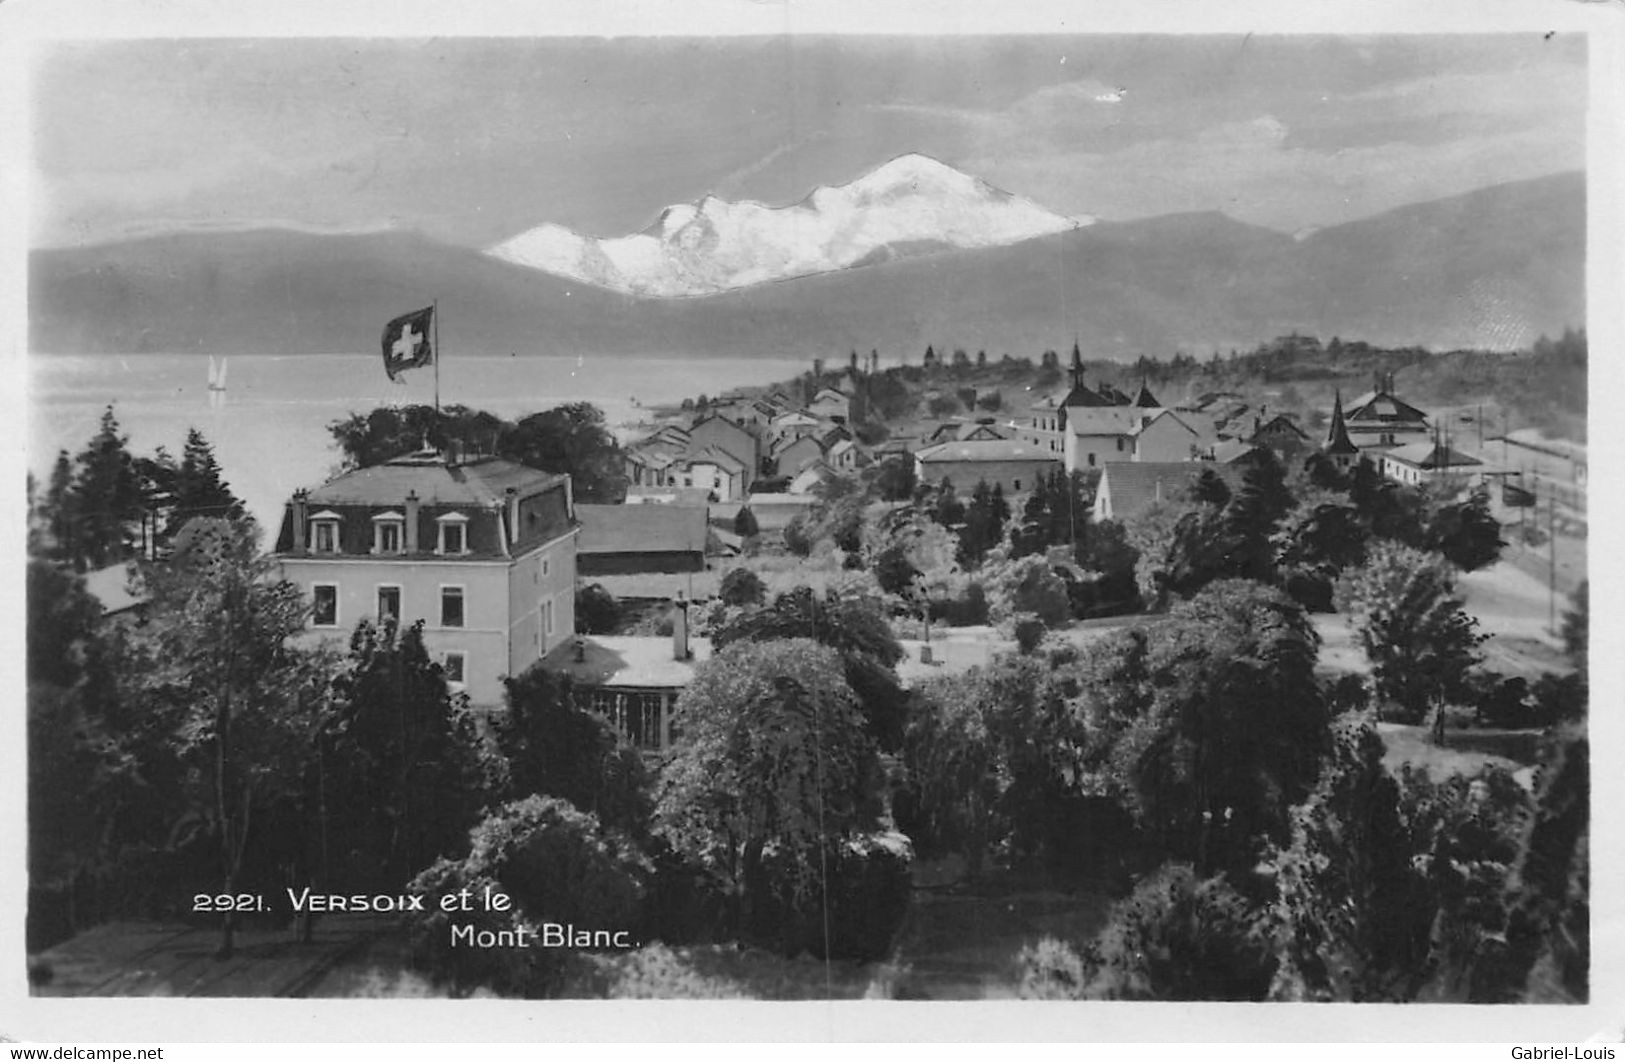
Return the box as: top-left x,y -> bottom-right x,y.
1380,441 -> 1485,488
1092,462 -> 1244,523
273,450 -> 578,708
575,502 -> 707,576
623,485 -> 714,507
769,409 -> 825,447
671,446 -> 749,501
541,601 -> 711,752
1342,372 -> 1431,450
914,438 -> 1061,496
807,386 -> 853,422
1247,413 -> 1311,463
1064,407 -> 1202,471
686,414 -> 760,491
772,433 -> 826,478
927,419 -> 1009,445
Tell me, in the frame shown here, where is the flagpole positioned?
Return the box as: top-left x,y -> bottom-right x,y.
433,300 -> 441,419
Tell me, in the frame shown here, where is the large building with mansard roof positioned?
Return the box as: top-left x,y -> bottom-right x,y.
273,448 -> 579,707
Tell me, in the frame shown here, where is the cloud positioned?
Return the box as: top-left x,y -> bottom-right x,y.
965,108 -> 1582,232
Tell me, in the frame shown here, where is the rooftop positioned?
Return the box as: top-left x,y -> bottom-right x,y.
1384,442 -> 1484,470
576,503 -> 708,556
82,562 -> 147,616
540,634 -> 713,690
305,454 -> 564,508
915,439 -> 1063,463
1099,461 -> 1245,515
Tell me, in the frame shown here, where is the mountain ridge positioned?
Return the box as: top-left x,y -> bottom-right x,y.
30,171 -> 1583,361
486,152 -> 1086,297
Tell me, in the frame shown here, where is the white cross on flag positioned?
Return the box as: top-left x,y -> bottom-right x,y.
381,306 -> 434,381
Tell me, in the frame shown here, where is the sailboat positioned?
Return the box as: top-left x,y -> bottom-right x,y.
208,356 -> 228,408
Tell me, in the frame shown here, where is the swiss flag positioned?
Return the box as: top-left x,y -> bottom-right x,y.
381,306 -> 434,380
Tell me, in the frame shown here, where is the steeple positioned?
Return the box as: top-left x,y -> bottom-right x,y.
1134,377 -> 1161,408
1325,388 -> 1359,456
1069,341 -> 1085,390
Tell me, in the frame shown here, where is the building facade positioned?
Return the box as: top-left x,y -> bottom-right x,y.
274,451 -> 578,707
914,439 -> 1062,496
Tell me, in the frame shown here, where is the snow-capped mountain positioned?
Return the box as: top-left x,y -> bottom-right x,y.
487,153 -> 1090,297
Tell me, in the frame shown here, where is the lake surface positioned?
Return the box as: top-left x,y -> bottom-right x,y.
28,353 -> 808,532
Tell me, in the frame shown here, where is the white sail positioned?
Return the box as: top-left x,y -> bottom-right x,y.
208,355 -> 218,388
218,357 -> 228,388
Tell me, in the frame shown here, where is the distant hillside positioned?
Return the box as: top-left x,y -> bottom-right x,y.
30,172 -> 1584,360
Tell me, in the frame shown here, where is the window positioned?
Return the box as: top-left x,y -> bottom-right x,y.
436,513 -> 469,555
1116,438 -> 1124,452
377,585 -> 401,623
312,584 -> 338,628
312,521 -> 339,554
1088,453 -> 1096,467
541,556 -> 550,578
544,597 -> 555,637
442,651 -> 466,687
1013,479 -> 1022,491
440,586 -> 465,628
372,514 -> 404,554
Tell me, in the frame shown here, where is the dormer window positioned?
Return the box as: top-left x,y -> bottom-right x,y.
309,510 -> 343,554
436,511 -> 470,555
372,511 -> 405,555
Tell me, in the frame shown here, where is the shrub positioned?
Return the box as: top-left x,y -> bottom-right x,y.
405,796 -> 652,998
746,831 -> 914,960
783,516 -> 813,557
719,567 -> 767,607
1013,614 -> 1046,655
1335,542 -> 1484,723
983,553 -> 1070,627
593,943 -> 745,998
575,583 -> 620,634
1084,864 -> 1276,1000
1018,936 -> 1088,1000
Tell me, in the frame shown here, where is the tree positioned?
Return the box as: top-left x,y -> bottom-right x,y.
931,478 -> 966,530
982,553 -> 1070,628
718,568 -> 766,608
69,407 -> 148,570
958,480 -> 1008,567
495,664 -> 651,838
1335,542 -> 1485,723
575,583 -> 621,634
656,640 -> 878,942
873,455 -> 917,501
323,618 -> 491,889
1425,490 -> 1504,572
1264,714 -> 1430,1001
502,403 -> 627,503
1076,581 -> 1326,875
712,587 -> 907,750
903,656 -> 1080,872
1078,864 -> 1278,1000
732,505 -> 759,538
164,428 -> 247,540
130,518 -> 324,957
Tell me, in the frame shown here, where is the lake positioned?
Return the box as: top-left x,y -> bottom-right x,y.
27,352 -> 808,532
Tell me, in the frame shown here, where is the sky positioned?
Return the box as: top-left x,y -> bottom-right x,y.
30,34 -> 1586,249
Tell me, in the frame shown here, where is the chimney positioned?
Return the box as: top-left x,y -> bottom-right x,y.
573,635 -> 586,663
506,486 -> 520,547
404,489 -> 420,553
672,592 -> 690,662
291,489 -> 309,552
